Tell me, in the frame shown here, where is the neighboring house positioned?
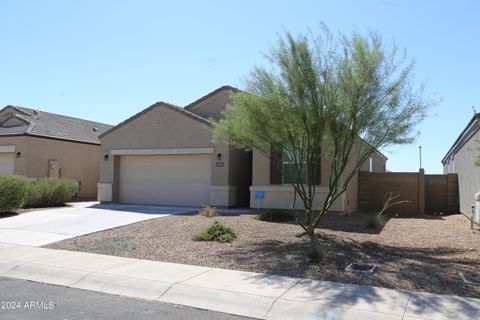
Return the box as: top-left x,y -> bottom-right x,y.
442,113 -> 480,219
0,106 -> 112,198
98,85 -> 387,211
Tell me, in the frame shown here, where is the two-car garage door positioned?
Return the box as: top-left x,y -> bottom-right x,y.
118,154 -> 211,206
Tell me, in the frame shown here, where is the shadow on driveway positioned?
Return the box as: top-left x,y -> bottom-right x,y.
88,203 -> 200,215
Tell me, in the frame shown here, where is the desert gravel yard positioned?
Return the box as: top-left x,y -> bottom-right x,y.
45,212 -> 480,298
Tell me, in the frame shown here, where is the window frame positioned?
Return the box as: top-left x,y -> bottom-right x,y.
281,148 -> 308,185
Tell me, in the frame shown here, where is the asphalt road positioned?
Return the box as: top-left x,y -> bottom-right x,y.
0,277 -> 256,320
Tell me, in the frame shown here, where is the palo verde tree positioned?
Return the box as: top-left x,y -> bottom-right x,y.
213,26 -> 430,248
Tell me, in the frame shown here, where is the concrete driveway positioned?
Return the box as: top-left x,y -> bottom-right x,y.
0,202 -> 199,246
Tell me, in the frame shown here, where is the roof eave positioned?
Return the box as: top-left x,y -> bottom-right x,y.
98,102 -> 212,140
0,132 -> 101,145
441,113 -> 479,164
184,85 -> 239,110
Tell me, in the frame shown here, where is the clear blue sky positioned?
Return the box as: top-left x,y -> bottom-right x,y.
1,0 -> 478,173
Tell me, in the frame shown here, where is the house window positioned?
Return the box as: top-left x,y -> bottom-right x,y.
282,148 -> 307,184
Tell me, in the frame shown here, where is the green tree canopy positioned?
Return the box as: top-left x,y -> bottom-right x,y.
213,26 -> 431,247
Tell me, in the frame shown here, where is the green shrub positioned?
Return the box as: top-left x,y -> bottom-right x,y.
365,214 -> 387,230
306,245 -> 323,263
256,210 -> 295,222
199,204 -> 218,217
192,220 -> 237,243
25,178 -> 79,208
0,175 -> 29,212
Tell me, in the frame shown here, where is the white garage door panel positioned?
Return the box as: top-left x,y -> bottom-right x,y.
119,154 -> 211,206
0,154 -> 14,176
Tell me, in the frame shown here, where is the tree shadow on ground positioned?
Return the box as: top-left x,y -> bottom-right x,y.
247,211 -> 388,234
316,212 -> 458,234
216,233 -> 480,301
88,203 -> 199,215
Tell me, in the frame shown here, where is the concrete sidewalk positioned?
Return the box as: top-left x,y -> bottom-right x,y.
0,243 -> 479,320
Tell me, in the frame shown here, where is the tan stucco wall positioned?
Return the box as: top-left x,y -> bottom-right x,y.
100,106 -> 214,184
251,147 -> 347,211
0,135 -> 101,197
250,145 -> 387,212
369,152 -> 387,172
100,105 -> 251,207
186,90 -> 233,120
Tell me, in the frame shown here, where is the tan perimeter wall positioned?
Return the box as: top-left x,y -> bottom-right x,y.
0,135 -> 101,198
358,170 -> 459,215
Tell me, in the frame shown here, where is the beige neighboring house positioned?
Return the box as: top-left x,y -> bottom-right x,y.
442,113 -> 480,222
98,85 -> 387,211
0,106 -> 112,198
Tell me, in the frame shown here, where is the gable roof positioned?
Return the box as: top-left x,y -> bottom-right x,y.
184,86 -> 388,160
98,101 -> 212,139
0,106 -> 112,145
441,113 -> 479,164
184,85 -> 239,110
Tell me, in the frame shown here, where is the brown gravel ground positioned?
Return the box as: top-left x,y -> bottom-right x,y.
45,212 -> 480,298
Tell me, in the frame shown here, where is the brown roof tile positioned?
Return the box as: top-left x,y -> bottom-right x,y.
0,106 -> 112,145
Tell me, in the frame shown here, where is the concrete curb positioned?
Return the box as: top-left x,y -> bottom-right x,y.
1,243 -> 479,320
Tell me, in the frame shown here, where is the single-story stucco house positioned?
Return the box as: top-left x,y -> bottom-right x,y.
442,113 -> 480,221
98,86 -> 386,211
0,105 -> 112,198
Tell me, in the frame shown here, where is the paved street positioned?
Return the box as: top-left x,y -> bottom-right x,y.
0,277 -> 254,320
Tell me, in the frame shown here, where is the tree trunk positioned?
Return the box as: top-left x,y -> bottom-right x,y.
306,224 -> 315,237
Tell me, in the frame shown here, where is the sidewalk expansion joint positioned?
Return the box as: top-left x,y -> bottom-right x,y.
67,259 -> 143,286
156,269 -> 214,300
1,261 -> 28,276
264,278 -> 302,317
401,293 -> 412,320
70,270 -> 95,287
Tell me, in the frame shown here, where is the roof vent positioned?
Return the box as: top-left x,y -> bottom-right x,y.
92,127 -> 98,132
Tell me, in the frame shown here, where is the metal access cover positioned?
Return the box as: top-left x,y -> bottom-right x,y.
345,262 -> 377,276
458,271 -> 480,286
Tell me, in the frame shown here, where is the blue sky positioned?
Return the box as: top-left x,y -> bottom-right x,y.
1,0 -> 478,173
